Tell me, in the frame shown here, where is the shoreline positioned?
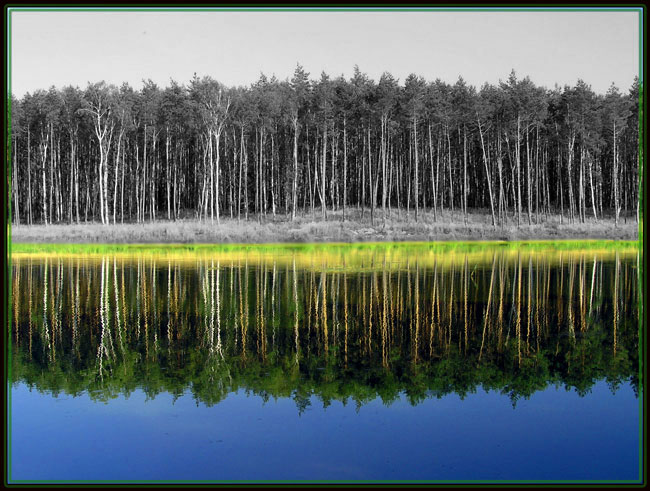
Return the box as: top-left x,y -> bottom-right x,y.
10,238 -> 641,253
10,240 -> 641,270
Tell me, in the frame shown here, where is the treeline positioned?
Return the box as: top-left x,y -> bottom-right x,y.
9,66 -> 641,227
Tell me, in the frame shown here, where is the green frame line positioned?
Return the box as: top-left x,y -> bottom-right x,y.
5,3 -> 12,489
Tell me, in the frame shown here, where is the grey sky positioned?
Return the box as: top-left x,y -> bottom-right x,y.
9,9 -> 641,97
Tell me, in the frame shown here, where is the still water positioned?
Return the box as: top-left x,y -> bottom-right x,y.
8,246 -> 642,482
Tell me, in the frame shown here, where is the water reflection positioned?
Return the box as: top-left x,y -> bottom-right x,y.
10,248 -> 641,410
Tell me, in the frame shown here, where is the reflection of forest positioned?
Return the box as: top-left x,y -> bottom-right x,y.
10,249 -> 641,410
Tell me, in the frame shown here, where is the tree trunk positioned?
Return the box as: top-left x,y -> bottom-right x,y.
209,130 -> 214,223
613,121 -> 620,227
121,137 -> 125,223
526,125 -> 532,225
343,116 -> 347,222
477,114 -> 496,227
429,123 -> 437,221
13,136 -> 19,225
271,130 -> 276,217
587,150 -> 597,220
535,124 -> 540,224
238,126 -> 244,222
113,128 -> 123,224
497,131 -> 505,227
322,124 -> 327,220
414,116 -> 419,223
27,127 -> 32,225
292,117 -> 298,221
463,124 -> 467,225
49,124 -> 54,224
215,128 -> 222,225
447,123 -> 454,216
42,135 -> 49,226
567,133 -> 576,224
135,141 -> 141,222
361,129 -> 365,219
382,115 -> 388,226
516,113 -> 521,228
143,125 -> 147,223
368,126 -> 374,225
166,129 -> 171,220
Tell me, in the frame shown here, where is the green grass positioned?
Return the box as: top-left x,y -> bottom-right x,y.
10,239 -> 641,256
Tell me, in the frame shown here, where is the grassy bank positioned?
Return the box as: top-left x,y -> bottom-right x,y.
11,240 -> 641,273
10,209 -> 640,246
11,238 -> 640,253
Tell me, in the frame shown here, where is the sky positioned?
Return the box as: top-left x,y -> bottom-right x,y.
9,9 -> 641,97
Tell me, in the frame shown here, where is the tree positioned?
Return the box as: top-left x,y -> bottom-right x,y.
376,72 -> 399,226
451,76 -> 475,225
10,96 -> 24,225
82,82 -> 117,225
403,74 -> 426,222
313,72 -> 335,220
190,75 -> 231,224
332,74 -> 354,221
60,86 -> 84,224
288,64 -> 311,221
476,83 -> 497,227
603,83 -> 631,227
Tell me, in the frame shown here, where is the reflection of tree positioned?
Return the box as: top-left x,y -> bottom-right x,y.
41,258 -> 52,362
211,261 -> 232,395
12,263 -> 21,349
293,260 -> 299,366
96,257 -> 116,382
614,252 -> 619,357
11,249 -> 640,410
479,253 -> 497,361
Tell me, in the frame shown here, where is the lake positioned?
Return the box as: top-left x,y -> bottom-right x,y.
8,244 -> 642,483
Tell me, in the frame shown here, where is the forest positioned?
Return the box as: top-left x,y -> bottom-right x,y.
9,66 -> 642,229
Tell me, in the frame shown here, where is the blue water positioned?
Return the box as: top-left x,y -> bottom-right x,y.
9,380 -> 641,482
